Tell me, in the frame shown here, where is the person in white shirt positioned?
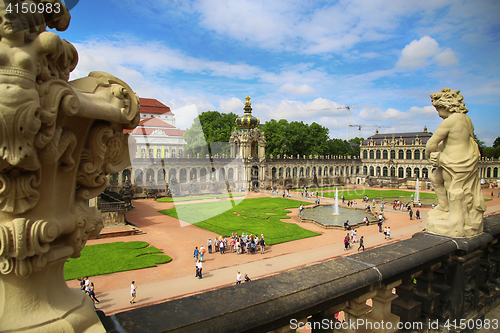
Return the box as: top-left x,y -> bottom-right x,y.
236,271 -> 242,284
130,281 -> 137,304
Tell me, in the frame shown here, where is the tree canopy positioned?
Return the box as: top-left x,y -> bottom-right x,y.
261,119 -> 361,157
183,111 -> 238,157
184,111 -> 363,158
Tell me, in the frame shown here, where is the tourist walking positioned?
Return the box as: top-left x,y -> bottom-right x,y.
193,247 -> 199,261
409,209 -> 413,220
88,282 -> 99,306
200,245 -> 205,261
416,210 -> 420,219
386,227 -> 391,240
260,235 -> 266,254
219,239 -> 225,254
344,235 -> 350,250
358,236 -> 365,251
196,260 -> 203,279
130,281 -> 137,304
207,238 -> 212,254
236,271 -> 242,284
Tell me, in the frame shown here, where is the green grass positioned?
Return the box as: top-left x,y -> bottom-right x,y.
157,192 -> 246,203
160,197 -> 319,245
64,241 -> 171,281
322,189 -> 438,200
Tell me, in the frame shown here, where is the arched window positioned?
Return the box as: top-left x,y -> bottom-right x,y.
190,168 -> 197,181
363,150 -> 368,159
414,150 -> 421,160
341,166 -> 344,176
406,150 -> 412,159
422,168 -> 429,178
168,169 -> 176,182
494,167 -> 498,178
376,166 -> 381,176
376,150 -> 381,159
383,150 -> 388,159
390,167 -> 395,177
335,166 -> 339,175
279,167 -> 284,178
228,168 -> 234,180
356,166 -> 360,175
200,168 -> 207,182
318,167 -> 322,176
299,167 -> 304,177
306,167 -> 310,177
180,169 -> 187,183
363,166 -> 367,175
369,166 -> 374,176
219,168 -> 225,180
369,150 -> 374,159
330,167 -> 334,176
390,150 -> 396,159
398,150 -> 404,159
406,167 -> 412,178
414,168 -> 420,179
422,150 -> 426,160
286,167 -> 291,178
135,169 -> 143,184
383,167 -> 388,176
487,167 -> 491,178
398,167 -> 404,178
272,167 -> 277,178
346,167 -> 349,175
293,167 -> 298,177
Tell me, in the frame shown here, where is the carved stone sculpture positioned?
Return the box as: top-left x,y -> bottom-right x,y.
425,88 -> 485,238
0,2 -> 139,332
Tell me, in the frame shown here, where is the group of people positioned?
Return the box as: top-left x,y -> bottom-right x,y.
78,277 -> 100,306
271,187 -> 291,198
343,230 -> 364,251
205,233 -> 266,257
236,271 -> 251,284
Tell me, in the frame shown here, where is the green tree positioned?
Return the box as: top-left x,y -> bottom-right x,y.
483,147 -> 495,158
493,136 -> 500,148
495,146 -> 500,159
184,111 -> 238,157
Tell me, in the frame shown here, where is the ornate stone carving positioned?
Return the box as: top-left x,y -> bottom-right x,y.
425,88 -> 486,237
0,2 -> 139,331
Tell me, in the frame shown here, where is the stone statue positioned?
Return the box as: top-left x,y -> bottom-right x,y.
425,88 -> 485,238
0,1 -> 139,332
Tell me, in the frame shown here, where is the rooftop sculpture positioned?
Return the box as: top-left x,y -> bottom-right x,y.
0,1 -> 139,331
425,88 -> 485,238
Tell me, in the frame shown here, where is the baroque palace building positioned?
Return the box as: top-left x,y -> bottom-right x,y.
108,97 -> 500,197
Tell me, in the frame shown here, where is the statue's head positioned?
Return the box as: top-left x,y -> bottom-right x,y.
430,88 -> 468,114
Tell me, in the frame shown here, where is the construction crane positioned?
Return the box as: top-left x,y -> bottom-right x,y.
349,124 -> 394,138
307,105 -> 358,140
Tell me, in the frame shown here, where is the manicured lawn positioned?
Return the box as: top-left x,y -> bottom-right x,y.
160,197 -> 319,245
322,189 -> 438,200
157,192 -> 246,203
64,241 -> 171,281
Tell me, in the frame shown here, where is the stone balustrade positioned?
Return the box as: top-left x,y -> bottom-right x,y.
102,214 -> 500,332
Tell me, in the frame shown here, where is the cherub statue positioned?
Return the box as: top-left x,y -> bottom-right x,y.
425,88 -> 486,237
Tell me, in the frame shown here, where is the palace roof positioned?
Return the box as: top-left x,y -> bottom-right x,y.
139,98 -> 174,115
362,129 -> 432,145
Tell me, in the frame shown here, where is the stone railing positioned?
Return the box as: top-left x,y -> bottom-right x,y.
102,214 -> 500,333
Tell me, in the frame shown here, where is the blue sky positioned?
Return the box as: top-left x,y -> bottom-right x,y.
58,0 -> 499,145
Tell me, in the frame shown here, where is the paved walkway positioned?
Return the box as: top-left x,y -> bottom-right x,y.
67,188 -> 500,316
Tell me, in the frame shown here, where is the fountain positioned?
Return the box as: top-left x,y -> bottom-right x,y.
414,178 -> 420,203
333,187 -> 339,215
300,188 -> 375,229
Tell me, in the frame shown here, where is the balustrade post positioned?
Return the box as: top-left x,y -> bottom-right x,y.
366,280 -> 401,333
340,290 -> 377,333
307,303 -> 346,333
268,317 -> 308,333
392,276 -> 421,324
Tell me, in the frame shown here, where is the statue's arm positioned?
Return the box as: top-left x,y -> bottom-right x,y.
425,118 -> 452,159
32,32 -> 64,56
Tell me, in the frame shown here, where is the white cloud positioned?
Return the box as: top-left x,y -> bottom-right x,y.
433,48 -> 458,66
396,36 -> 440,68
277,83 -> 315,95
396,36 -> 458,69
219,97 -> 244,112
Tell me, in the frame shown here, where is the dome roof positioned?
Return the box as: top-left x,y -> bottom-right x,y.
236,96 -> 260,130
